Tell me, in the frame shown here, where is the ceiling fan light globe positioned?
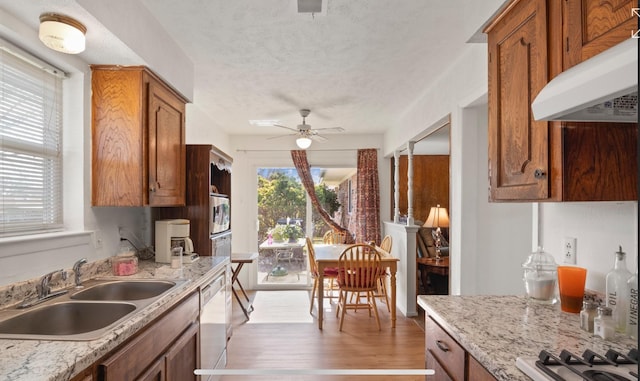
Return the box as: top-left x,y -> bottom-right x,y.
296,137 -> 312,149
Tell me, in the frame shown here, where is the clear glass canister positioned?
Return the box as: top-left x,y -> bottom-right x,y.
112,238 -> 138,276
522,247 -> 558,303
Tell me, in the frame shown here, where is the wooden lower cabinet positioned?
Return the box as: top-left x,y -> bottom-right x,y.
99,292 -> 199,381
426,350 -> 454,381
467,355 -> 496,381
425,316 -> 497,381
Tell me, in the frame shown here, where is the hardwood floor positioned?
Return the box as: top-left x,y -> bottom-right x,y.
224,290 -> 426,381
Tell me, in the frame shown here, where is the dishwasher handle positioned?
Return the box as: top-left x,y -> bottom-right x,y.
201,273 -> 225,305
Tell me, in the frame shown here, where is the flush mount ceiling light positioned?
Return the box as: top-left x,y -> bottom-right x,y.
296,136 -> 312,149
39,13 -> 86,54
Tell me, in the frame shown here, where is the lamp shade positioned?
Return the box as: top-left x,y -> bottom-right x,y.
39,13 -> 86,54
423,205 -> 449,228
296,137 -> 312,149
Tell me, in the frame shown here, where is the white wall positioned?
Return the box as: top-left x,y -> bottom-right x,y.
384,41 -> 534,296
228,134 -> 388,289
540,202 -> 638,293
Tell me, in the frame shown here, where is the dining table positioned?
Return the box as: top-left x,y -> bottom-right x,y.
313,243 -> 399,330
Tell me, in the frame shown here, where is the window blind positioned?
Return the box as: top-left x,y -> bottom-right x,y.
0,42 -> 64,237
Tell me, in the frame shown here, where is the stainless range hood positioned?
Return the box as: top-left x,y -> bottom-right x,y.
531,38 -> 638,123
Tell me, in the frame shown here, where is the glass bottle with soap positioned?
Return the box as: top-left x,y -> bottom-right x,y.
605,246 -> 632,333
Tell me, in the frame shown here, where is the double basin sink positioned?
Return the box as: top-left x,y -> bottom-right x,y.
0,279 -> 184,341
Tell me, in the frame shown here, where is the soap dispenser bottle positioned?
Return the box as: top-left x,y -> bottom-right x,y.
605,246 -> 632,333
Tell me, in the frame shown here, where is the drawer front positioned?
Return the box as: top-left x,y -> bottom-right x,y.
426,350 -> 454,381
425,317 -> 465,381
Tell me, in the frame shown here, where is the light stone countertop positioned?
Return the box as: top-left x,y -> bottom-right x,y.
417,295 -> 637,381
0,256 -> 229,381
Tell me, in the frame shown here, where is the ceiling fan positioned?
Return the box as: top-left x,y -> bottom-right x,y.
270,109 -> 345,149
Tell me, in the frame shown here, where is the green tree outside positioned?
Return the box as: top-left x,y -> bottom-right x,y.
257,170 -> 341,242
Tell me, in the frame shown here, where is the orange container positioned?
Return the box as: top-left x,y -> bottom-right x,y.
557,266 -> 587,313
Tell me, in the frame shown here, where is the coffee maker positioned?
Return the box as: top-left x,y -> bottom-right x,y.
155,219 -> 191,263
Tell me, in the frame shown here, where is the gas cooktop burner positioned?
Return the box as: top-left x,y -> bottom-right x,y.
516,348 -> 638,381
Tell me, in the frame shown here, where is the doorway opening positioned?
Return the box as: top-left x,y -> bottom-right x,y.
256,167 -> 353,289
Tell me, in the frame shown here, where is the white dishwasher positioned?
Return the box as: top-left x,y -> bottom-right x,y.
199,271 -> 227,381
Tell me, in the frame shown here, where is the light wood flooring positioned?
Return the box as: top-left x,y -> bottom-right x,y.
224,290 -> 426,381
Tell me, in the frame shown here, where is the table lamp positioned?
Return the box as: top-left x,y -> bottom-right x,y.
423,204 -> 449,262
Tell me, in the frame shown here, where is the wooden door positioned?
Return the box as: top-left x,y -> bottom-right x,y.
91,68 -> 146,206
136,358 -> 165,381
165,323 -> 199,381
148,78 -> 186,206
486,0 -> 550,201
564,0 -> 636,69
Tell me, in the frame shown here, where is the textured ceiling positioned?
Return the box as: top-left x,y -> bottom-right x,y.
0,0 -> 480,141
139,0 -> 470,136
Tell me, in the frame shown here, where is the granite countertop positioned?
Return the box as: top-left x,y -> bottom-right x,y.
417,295 -> 637,381
0,256 -> 228,381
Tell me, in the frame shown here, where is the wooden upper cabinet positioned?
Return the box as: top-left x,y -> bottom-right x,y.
564,0 -> 637,69
486,0 -> 551,201
485,0 -> 637,202
91,66 -> 186,207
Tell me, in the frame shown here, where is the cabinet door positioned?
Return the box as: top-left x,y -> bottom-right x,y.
487,0 -> 550,201
425,317 -> 465,381
91,68 -> 146,206
564,0 -> 636,69
136,357 -> 165,381
148,79 -> 186,206
165,322 -> 199,381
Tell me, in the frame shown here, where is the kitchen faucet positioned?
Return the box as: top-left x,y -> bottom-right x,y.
73,258 -> 88,288
37,269 -> 68,299
18,269 -> 69,309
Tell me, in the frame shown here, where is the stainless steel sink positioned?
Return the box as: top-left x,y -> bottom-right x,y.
0,278 -> 185,341
70,280 -> 176,301
0,301 -> 136,340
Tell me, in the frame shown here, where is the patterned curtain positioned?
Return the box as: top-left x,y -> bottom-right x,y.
355,149 -> 381,245
291,150 -> 354,243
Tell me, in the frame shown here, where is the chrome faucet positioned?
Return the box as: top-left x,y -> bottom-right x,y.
17,269 -> 69,309
73,258 -> 88,288
36,269 -> 68,299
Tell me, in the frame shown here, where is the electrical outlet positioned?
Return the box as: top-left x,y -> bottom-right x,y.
562,237 -> 577,264
93,230 -> 103,249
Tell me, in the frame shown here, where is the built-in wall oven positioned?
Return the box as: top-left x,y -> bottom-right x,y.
199,270 -> 228,381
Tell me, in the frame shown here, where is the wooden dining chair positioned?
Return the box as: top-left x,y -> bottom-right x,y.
306,237 -> 338,314
336,243 -> 383,331
323,230 -> 349,244
351,238 -> 392,313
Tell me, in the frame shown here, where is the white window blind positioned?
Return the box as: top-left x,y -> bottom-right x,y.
0,42 -> 65,237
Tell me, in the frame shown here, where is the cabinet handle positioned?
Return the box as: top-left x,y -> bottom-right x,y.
534,169 -> 546,179
150,182 -> 160,192
435,340 -> 450,352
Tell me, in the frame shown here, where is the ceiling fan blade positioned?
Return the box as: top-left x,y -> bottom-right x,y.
310,134 -> 328,142
266,133 -> 298,140
273,124 -> 300,133
313,127 -> 344,133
